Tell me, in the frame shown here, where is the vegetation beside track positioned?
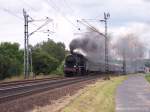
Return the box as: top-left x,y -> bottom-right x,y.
1,60 -> 64,82
51,61 -> 65,76
145,73 -> 150,83
0,39 -> 66,80
61,76 -> 127,112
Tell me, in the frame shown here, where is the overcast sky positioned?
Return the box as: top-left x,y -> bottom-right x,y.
0,0 -> 150,49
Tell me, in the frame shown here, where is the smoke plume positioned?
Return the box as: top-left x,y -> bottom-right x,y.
69,30 -> 105,63
114,33 -> 146,72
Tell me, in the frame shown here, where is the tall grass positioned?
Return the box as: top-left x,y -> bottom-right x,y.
61,76 -> 127,112
145,73 -> 150,82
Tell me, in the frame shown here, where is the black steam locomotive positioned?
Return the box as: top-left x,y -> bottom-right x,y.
64,53 -> 87,77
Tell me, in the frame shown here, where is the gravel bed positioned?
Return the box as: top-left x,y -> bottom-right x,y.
0,78 -> 98,112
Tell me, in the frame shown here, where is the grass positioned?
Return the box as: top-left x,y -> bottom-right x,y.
61,76 -> 127,112
145,73 -> 150,82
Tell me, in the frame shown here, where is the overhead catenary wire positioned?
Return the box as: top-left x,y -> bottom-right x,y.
29,18 -> 52,36
62,0 -> 82,21
20,0 -> 38,12
19,0 -> 48,29
46,0 -> 78,29
63,0 -> 75,13
77,19 -> 105,37
1,8 -> 23,21
19,0 -> 48,27
28,16 -> 53,35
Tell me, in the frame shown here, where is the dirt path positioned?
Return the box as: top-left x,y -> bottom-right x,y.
116,74 -> 150,112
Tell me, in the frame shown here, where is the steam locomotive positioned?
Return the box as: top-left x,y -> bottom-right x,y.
64,53 -> 87,77
64,52 -> 123,77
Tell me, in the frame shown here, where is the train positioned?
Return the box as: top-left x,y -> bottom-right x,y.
64,52 -> 147,77
63,52 -> 123,77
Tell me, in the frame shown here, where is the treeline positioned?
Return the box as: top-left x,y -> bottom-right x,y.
0,39 -> 66,80
32,39 -> 66,75
0,42 -> 23,79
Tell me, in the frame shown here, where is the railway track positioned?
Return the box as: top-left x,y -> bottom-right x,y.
0,75 -> 100,104
0,76 -> 63,87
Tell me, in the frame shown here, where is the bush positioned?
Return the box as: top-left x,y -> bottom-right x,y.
0,42 -> 23,79
32,51 -> 59,75
52,61 -> 64,76
32,39 -> 66,75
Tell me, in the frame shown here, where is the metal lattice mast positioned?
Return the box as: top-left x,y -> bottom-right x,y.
123,50 -> 127,75
100,12 -> 110,74
104,13 -> 109,74
26,14 -> 30,78
23,9 -> 28,79
23,9 -> 53,79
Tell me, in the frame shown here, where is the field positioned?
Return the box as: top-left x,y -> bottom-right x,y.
61,76 -> 126,112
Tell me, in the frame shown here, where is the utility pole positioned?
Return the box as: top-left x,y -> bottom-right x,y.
23,9 -> 29,79
29,48 -> 33,77
123,52 -> 127,75
23,9 -> 53,79
100,12 -> 110,74
26,13 -> 30,78
149,50 -> 150,59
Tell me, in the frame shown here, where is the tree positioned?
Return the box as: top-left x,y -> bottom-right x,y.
0,42 -> 23,79
32,50 -> 59,75
32,39 -> 66,75
0,39 -> 66,79
34,39 -> 66,63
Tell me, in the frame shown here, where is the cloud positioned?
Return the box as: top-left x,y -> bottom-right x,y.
0,0 -> 150,50
142,0 -> 150,2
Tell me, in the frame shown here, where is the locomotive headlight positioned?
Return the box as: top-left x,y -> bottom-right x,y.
74,65 -> 76,68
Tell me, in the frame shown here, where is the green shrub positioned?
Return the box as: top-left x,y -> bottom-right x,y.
32,51 -> 59,75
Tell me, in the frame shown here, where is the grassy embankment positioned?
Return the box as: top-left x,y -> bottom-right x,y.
145,73 -> 150,82
61,76 -> 127,112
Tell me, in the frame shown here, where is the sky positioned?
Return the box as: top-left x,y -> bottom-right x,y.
0,0 -> 150,50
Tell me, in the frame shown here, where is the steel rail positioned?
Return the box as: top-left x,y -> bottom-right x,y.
0,77 -> 63,87
0,75 -> 100,104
